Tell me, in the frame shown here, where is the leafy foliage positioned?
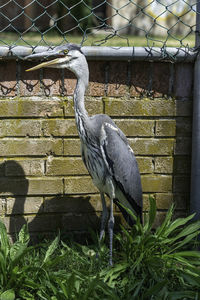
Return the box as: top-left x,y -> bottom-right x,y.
0,197 -> 200,299
107,198 -> 200,299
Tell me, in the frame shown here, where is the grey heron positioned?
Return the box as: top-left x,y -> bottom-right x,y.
26,44 -> 143,265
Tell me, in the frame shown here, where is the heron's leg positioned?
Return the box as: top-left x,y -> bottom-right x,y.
100,193 -> 108,241
108,181 -> 115,266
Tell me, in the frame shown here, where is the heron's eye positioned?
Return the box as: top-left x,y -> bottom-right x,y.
63,50 -> 69,54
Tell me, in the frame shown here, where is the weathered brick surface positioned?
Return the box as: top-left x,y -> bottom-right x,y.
63,69 -> 77,96
46,157 -> 87,175
0,61 -> 17,96
154,157 -> 173,174
0,198 -> 6,215
136,157 -> 154,174
5,159 -> 44,176
155,120 -> 176,137
130,62 -> 150,97
0,99 -> 63,117
64,139 -> 81,156
155,193 -> 173,209
115,119 -> 155,137
0,119 -> 42,137
63,98 -> 103,117
28,178 -> 63,195
19,62 -> 40,96
141,175 -> 172,193
106,62 -> 129,97
129,138 -> 174,155
0,139 -> 63,157
42,119 -> 78,137
43,194 -> 104,213
104,98 -> 176,117
42,68 -> 62,96
64,176 -> 98,194
0,59 -> 193,235
152,63 -> 171,97
87,61 -> 106,96
7,196 -> 43,215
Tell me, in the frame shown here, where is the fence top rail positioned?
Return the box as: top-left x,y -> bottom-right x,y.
0,46 -> 197,62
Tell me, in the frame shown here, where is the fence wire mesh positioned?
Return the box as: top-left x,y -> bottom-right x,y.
0,0 -> 198,58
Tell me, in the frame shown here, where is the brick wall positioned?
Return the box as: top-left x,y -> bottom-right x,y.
0,59 -> 193,238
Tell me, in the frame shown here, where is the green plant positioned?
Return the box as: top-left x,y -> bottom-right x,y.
0,221 -> 34,298
1,197 -> 200,299
0,223 -> 69,299
102,197 -> 200,299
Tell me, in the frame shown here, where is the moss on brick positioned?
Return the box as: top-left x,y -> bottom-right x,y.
156,120 -> 176,137
104,98 -> 176,117
141,175 -> 172,193
154,157 -> 173,174
46,157 -> 87,176
129,138 -> 174,155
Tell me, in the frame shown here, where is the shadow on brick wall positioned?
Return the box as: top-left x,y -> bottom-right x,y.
0,161 -> 29,241
0,160 -> 101,242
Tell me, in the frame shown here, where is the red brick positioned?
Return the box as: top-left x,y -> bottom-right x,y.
63,69 -> 77,96
107,61 -> 129,97
42,68 -> 62,96
19,62 -> 40,96
130,62 -> 150,97
0,61 -> 16,96
87,61 -> 105,96
152,62 -> 170,96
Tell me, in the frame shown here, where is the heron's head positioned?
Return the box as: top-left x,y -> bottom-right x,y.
26,44 -> 88,82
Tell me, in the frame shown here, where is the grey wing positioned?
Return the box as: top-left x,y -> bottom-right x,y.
100,122 -> 142,216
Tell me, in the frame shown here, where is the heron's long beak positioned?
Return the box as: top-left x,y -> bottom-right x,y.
26,58 -> 62,72
25,47 -> 70,72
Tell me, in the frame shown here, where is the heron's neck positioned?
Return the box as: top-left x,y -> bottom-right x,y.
74,77 -> 89,138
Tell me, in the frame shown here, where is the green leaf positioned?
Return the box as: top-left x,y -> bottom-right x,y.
163,213 -> 196,237
0,289 -> 15,300
144,280 -> 167,297
0,221 -> 10,257
175,250 -> 200,258
18,289 -> 35,300
9,242 -> 27,262
18,224 -> 29,245
168,290 -> 198,299
145,196 -> 157,232
170,221 -> 200,243
156,204 -> 174,237
167,231 -> 200,253
42,234 -> 60,265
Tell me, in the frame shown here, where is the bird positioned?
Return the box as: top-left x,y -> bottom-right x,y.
25,43 -> 143,265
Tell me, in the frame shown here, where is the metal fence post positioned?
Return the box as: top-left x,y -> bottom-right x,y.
190,1 -> 200,219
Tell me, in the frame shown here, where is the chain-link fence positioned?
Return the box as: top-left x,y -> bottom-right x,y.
0,0 -> 198,58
